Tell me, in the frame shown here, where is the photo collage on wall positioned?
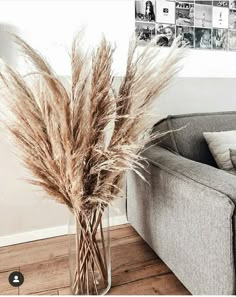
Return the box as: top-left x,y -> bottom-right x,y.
135,0 -> 236,50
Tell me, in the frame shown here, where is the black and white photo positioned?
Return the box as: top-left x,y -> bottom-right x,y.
212,28 -> 228,49
229,29 -> 236,49
176,2 -> 194,26
212,6 -> 229,28
229,9 -> 236,28
156,0 -> 176,24
176,26 -> 194,47
135,22 -> 156,44
155,23 -> 175,47
213,1 -> 229,7
195,27 -> 212,49
134,0 -> 236,51
135,0 -> 156,22
230,0 -> 236,9
195,4 -> 212,27
196,1 -> 212,4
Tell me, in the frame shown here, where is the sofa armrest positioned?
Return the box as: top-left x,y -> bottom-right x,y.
127,145 -> 236,294
143,145 -> 236,203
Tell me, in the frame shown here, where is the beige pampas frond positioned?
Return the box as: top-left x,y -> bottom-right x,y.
0,34 -> 184,214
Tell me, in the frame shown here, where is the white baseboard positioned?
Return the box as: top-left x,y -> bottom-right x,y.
0,225 -> 68,248
0,215 -> 127,247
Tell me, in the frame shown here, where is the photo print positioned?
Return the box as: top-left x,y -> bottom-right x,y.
176,2 -> 194,26
135,22 -> 156,44
212,6 -> 229,28
195,4 -> 212,27
135,0 -> 156,22
212,28 -> 228,49
196,1 -> 212,4
229,29 -> 236,49
213,1 -> 229,7
195,27 -> 212,49
176,26 -> 194,47
155,23 -> 175,47
134,0 -> 236,51
156,0 -> 176,24
230,0 -> 236,9
229,9 -> 236,28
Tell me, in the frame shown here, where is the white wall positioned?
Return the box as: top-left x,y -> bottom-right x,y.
0,0 -> 135,76
0,0 -> 236,245
116,76 -> 236,134
1,0 -> 236,77
155,77 -> 236,117
0,0 -> 132,244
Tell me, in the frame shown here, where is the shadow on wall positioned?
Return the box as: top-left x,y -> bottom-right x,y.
0,23 -> 19,66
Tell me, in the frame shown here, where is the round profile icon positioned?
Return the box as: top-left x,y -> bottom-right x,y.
8,271 -> 24,287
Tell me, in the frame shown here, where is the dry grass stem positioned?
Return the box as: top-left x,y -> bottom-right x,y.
0,33 -> 184,295
0,34 -> 184,213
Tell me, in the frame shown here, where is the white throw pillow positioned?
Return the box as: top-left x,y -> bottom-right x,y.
203,130 -> 236,171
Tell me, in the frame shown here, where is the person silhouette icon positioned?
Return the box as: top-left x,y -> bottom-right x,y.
13,275 -> 20,283
9,272 -> 24,287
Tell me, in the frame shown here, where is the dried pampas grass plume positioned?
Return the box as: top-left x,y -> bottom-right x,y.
0,34 -> 184,214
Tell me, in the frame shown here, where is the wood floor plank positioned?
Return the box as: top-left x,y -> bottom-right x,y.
0,225 -> 136,272
19,256 -> 69,295
109,273 -> 191,295
57,287 -> 72,295
0,224 -> 191,296
32,289 -> 58,295
0,236 -> 68,272
109,223 -> 129,231
54,259 -> 171,295
110,233 -> 142,248
110,224 -> 139,240
0,269 -> 19,295
111,240 -> 158,273
112,258 -> 170,287
88,225 -> 142,252
96,227 -> 142,250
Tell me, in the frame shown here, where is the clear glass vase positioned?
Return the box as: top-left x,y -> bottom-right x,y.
68,206 -> 111,295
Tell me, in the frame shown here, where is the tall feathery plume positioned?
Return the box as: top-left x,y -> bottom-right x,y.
0,34 -> 185,294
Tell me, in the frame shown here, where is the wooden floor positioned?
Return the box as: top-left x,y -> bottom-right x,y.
0,224 -> 190,295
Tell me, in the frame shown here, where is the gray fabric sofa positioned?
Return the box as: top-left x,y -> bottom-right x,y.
127,111 -> 236,295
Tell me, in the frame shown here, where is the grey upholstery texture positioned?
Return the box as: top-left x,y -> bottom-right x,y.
144,145 -> 236,204
153,111 -> 236,166
127,111 -> 236,295
127,146 -> 236,295
230,149 -> 236,169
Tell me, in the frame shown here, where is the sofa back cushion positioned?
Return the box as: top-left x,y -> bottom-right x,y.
154,111 -> 236,166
